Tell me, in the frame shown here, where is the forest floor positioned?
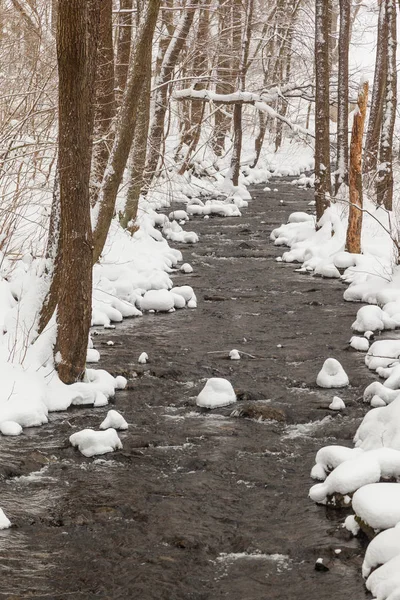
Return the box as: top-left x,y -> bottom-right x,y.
0,180 -> 375,600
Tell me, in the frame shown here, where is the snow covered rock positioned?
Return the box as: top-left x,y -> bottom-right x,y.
170,285 -> 195,303
169,210 -> 189,221
352,305 -> 396,333
140,290 -> 175,312
114,376 -> 127,390
353,483 -> 400,531
69,428 -> 123,458
366,340 -> 400,371
355,397 -> 400,450
229,349 -> 240,360
311,445 -> 363,481
86,348 -> 100,363
309,454 -> 381,504
287,212 -> 315,224
363,524 -> 400,579
316,358 -> 349,388
138,352 -> 148,364
0,421 -> 22,436
100,410 -> 128,431
196,378 -> 236,409
350,336 -> 369,352
329,396 -> 345,411
0,508 -> 11,530
180,263 -> 193,274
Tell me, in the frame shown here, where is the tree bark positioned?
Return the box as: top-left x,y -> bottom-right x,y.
345,81 -> 368,254
376,0 -> 397,210
334,0 -> 350,194
92,0 -> 160,263
91,0 -> 115,206
363,0 -> 387,176
119,41 -> 152,230
115,0 -> 133,102
314,0 -> 331,221
55,0 -> 98,383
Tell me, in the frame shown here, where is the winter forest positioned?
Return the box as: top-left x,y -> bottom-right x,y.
2,0 -> 400,597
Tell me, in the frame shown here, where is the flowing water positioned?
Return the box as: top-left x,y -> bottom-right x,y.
0,181 -> 374,599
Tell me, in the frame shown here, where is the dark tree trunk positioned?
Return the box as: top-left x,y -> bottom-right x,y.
334,0 -> 350,194
314,0 -> 332,221
55,0 -> 99,383
363,0 -> 388,176
91,0 -> 115,206
115,0 -> 133,102
376,0 -> 397,210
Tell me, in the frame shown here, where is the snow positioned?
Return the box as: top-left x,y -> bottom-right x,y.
329,396 -> 345,411
0,421 -> 23,436
316,358 -> 349,388
140,289 -> 176,312
352,305 -> 396,333
69,428 -> 123,458
350,336 -> 370,352
353,483 -> 400,531
196,378 -> 237,409
100,410 -> 128,431
229,349 -> 240,360
138,352 -> 148,364
180,263 -> 193,273
363,524 -> 400,578
0,508 -> 11,530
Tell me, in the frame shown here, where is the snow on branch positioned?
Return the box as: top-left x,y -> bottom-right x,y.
174,87 -> 314,138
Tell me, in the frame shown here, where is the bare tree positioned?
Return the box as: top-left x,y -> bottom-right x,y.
376,0 -> 397,210
54,0 -> 99,383
363,0 -> 387,177
334,0 -> 350,194
314,0 -> 331,221
345,80 -> 368,254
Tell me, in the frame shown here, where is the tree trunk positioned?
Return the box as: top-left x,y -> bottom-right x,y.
314,0 -> 331,221
363,0 -> 388,176
334,0 -> 350,194
55,0 -> 98,383
92,0 -> 160,264
345,80 -> 368,254
213,0 -> 234,157
91,0 -> 115,206
251,111 -> 267,168
115,0 -> 133,102
376,0 -> 397,210
143,0 -> 200,192
119,41 -> 152,229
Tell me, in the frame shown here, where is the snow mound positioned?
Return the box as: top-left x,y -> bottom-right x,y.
229,349 -> 240,360
140,289 -> 175,312
353,483 -> 400,531
316,358 -> 349,388
69,428 -> 123,458
355,397 -> 400,450
100,410 -> 128,431
0,508 -> 11,530
311,445 -> 363,481
329,396 -> 345,411
138,352 -> 148,364
352,306 -> 396,333
350,336 -> 369,352
180,263 -> 193,274
363,524 -> 400,579
196,378 -> 236,409
0,421 -> 22,436
366,340 -> 400,371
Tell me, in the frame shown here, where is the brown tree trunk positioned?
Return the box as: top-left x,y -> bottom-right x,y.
55,0 -> 99,383
363,0 -> 388,176
92,0 -> 160,263
376,0 -> 397,210
91,0 -> 115,206
345,81 -> 368,254
251,111 -> 267,168
314,0 -> 331,221
115,0 -> 133,102
119,40 -> 152,229
334,0 -> 350,194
